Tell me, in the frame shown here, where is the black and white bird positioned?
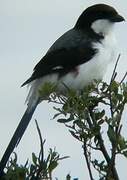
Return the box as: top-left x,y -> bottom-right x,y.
0,4 -> 124,176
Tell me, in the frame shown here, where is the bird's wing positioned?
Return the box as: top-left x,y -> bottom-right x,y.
22,46 -> 97,86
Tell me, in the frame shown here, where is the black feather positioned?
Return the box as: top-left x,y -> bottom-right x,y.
22,46 -> 97,86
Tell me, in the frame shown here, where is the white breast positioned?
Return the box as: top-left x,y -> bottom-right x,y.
27,32 -> 117,106
59,32 -> 117,90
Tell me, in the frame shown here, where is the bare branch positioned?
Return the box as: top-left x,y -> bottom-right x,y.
120,71 -> 127,84
83,142 -> 94,180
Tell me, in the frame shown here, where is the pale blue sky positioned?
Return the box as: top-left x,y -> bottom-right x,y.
0,0 -> 127,179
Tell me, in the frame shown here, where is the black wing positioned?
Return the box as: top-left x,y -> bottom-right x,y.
22,46 -> 97,86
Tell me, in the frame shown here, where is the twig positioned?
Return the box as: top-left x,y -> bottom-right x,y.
108,54 -> 122,118
88,109 -> 119,180
110,54 -> 121,83
88,109 -> 110,161
120,71 -> 127,84
107,54 -> 125,180
86,143 -> 101,151
49,99 -> 64,105
34,120 -> 48,180
83,142 -> 94,180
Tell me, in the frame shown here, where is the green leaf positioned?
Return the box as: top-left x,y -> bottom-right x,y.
94,110 -> 105,121
117,94 -> 123,101
74,120 -> 85,128
32,153 -> 37,165
53,112 -> 61,119
111,81 -> 119,94
48,161 -> 58,173
58,156 -> 70,160
107,126 -> 116,143
98,119 -> 105,125
123,151 -> 127,158
57,118 -> 71,123
118,135 -> 127,150
30,164 -> 36,174
57,114 -> 74,123
45,154 -> 51,164
69,130 -> 80,140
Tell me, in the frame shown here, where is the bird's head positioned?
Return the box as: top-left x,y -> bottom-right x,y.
75,4 -> 125,35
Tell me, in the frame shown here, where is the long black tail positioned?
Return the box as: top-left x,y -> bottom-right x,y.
0,99 -> 39,177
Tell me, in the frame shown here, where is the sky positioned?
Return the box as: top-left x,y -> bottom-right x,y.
0,0 -> 127,179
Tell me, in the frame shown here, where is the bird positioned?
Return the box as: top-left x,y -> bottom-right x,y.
0,4 -> 125,176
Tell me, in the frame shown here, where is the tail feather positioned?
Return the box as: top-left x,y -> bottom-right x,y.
0,98 -> 39,177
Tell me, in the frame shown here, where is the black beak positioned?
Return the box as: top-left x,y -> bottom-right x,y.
110,14 -> 125,22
